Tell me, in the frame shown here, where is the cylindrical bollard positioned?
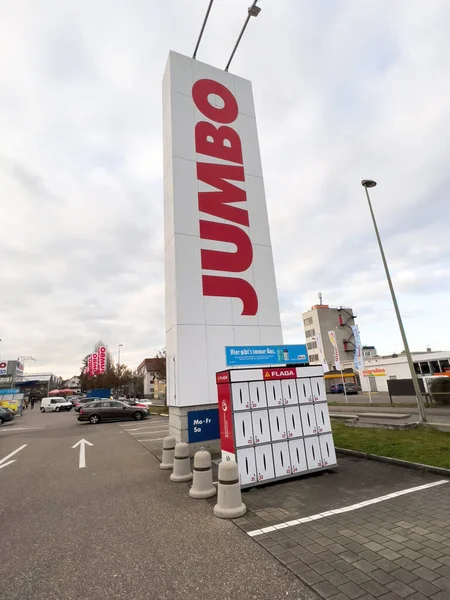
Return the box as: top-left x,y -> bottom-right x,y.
170,441 -> 193,482
213,459 -> 246,519
189,449 -> 216,499
160,436 -> 176,470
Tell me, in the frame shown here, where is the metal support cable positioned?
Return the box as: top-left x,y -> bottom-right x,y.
193,0 -> 215,59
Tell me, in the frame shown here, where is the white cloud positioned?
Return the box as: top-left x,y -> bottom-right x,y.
1,0 -> 449,376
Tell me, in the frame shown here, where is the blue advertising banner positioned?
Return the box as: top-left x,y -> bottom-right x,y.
187,409 -> 220,443
225,344 -> 308,367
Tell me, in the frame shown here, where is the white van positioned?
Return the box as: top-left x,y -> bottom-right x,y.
40,397 -> 73,412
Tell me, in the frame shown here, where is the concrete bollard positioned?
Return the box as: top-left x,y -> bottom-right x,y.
213,459 -> 246,519
170,441 -> 193,482
189,449 -> 216,499
160,436 -> 176,470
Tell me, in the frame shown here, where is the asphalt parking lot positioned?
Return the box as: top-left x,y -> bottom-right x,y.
123,416 -> 450,599
4,410 -> 450,600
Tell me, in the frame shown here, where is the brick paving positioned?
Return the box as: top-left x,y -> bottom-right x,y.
231,456 -> 450,599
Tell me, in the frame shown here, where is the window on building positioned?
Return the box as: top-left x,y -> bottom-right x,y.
414,362 -> 421,375
304,317 -> 313,326
309,354 -> 319,362
306,341 -> 317,350
440,359 -> 450,372
419,362 -> 431,375
430,361 -> 441,374
305,328 -> 315,338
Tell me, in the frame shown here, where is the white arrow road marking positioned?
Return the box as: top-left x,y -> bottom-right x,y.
0,460 -> 16,470
72,439 -> 93,469
0,444 -> 27,470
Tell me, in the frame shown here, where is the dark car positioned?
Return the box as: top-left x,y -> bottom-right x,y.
77,400 -> 149,424
74,397 -> 102,412
330,383 -> 358,395
0,406 -> 16,425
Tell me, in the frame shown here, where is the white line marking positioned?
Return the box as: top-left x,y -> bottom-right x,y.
246,479 -> 449,537
0,460 -> 16,470
0,444 -> 27,465
0,427 -> 44,433
129,429 -> 168,436
137,437 -> 166,442
72,439 -> 93,469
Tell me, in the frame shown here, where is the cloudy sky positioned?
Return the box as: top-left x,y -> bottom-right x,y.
1,0 -> 449,377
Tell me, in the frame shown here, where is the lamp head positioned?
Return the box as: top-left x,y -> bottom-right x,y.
361,180 -> 377,188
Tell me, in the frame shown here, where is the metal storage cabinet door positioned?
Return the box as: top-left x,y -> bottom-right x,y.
236,447 -> 257,485
232,382 -> 251,411
255,444 -> 275,482
300,404 -> 318,436
268,407 -> 287,441
233,411 -> 254,447
272,441 -> 292,477
319,433 -> 337,467
265,380 -> 283,407
249,381 -> 267,409
315,403 -> 332,433
284,405 -> 303,439
310,377 -> 326,402
281,379 -> 298,405
296,378 -> 313,404
288,439 -> 308,474
304,436 -> 323,469
251,410 -> 271,444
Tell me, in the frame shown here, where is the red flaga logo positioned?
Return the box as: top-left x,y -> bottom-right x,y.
216,371 -> 230,383
192,79 -> 258,316
263,368 -> 296,380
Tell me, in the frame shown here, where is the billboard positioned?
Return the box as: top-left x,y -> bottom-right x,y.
225,344 -> 307,367
0,361 -> 7,376
163,51 -> 282,407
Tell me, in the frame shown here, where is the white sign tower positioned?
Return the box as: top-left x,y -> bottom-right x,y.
163,51 -> 283,448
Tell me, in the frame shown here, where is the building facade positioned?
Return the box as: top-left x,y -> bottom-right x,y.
302,304 -> 357,368
341,349 -> 450,393
137,358 -> 166,399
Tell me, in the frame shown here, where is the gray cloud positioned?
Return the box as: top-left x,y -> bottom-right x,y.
1,0 -> 449,375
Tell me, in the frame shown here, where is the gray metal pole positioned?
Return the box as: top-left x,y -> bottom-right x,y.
224,0 -> 260,72
193,0 -> 215,59
363,185 -> 427,422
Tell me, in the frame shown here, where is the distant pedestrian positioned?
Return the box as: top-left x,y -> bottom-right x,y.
24,397 -> 29,409
30,396 -> 36,409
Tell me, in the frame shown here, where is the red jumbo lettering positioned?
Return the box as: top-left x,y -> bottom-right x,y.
193,78 -> 258,316
196,163 -> 248,226
199,220 -> 252,272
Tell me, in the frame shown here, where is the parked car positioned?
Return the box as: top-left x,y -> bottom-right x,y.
74,397 -> 102,412
0,406 -> 16,425
40,397 -> 73,412
77,400 -> 149,424
126,399 -> 153,409
330,383 -> 358,395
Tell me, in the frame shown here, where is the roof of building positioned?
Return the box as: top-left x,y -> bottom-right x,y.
137,358 -> 160,372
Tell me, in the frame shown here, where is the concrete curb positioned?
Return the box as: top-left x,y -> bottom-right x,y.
336,447 -> 450,478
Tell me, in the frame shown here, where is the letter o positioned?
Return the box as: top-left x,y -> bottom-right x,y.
192,79 -> 238,124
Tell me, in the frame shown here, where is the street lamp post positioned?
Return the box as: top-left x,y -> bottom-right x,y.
117,344 -> 123,398
361,180 -> 427,422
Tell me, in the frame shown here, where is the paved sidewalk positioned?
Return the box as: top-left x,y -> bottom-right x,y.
228,457 -> 450,600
